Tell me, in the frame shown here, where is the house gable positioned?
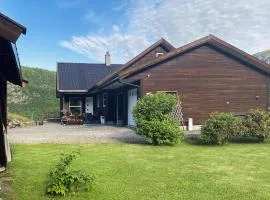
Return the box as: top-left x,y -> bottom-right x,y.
120,35 -> 270,79
129,44 -> 269,124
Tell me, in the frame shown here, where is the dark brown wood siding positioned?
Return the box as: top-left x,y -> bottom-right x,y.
131,45 -> 268,124
130,46 -> 169,69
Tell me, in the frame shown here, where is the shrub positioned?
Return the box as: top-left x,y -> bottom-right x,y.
201,112 -> 239,145
240,109 -> 270,142
136,118 -> 183,145
46,152 -> 94,196
133,92 -> 184,145
8,113 -> 32,123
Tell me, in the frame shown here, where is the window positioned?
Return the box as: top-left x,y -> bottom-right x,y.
156,52 -> 164,58
69,97 -> 82,115
97,95 -> 101,108
103,93 -> 108,107
157,91 -> 179,100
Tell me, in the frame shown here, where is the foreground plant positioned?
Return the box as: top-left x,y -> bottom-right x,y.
46,151 -> 94,196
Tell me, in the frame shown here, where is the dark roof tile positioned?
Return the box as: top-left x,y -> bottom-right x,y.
57,63 -> 122,91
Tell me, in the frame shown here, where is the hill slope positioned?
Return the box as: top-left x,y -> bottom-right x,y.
7,66 -> 59,120
253,50 -> 270,64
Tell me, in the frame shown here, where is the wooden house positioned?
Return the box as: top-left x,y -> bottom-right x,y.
57,35 -> 270,126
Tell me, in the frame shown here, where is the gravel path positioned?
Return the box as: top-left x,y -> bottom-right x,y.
7,123 -> 145,144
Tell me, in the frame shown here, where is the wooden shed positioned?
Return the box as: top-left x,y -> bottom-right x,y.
0,12 -> 26,168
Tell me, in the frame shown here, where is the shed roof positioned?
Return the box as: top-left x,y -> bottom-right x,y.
0,12 -> 26,43
57,63 -> 122,92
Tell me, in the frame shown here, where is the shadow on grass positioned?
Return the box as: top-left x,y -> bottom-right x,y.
228,136 -> 262,144
184,133 -> 265,146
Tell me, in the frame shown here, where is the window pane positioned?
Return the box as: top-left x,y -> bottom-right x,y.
103,93 -> 107,107
70,107 -> 81,115
70,98 -> 81,106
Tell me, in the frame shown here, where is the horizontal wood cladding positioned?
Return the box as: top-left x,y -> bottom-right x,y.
132,45 -> 268,124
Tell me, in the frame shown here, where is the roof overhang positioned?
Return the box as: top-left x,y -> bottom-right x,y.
57,90 -> 88,93
0,12 -> 26,43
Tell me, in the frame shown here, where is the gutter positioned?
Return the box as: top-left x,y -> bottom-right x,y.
118,79 -> 140,88
87,77 -> 141,94
88,76 -> 119,93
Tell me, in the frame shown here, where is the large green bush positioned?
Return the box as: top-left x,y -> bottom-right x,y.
201,112 -> 239,145
240,109 -> 270,142
133,92 -> 183,145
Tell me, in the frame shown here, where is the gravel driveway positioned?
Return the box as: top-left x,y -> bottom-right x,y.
7,123 -> 145,144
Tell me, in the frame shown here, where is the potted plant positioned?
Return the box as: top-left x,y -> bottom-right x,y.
61,115 -> 68,125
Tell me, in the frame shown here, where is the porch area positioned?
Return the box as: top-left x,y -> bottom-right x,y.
60,81 -> 140,126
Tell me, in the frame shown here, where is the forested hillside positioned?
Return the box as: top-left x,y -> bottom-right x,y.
7,66 -> 59,120
253,50 -> 270,64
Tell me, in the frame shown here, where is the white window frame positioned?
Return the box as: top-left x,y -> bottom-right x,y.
69,97 -> 82,115
103,93 -> 108,107
156,52 -> 164,58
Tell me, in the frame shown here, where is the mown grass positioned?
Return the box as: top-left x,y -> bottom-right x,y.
5,142 -> 270,199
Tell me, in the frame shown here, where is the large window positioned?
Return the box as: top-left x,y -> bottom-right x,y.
103,93 -> 108,107
69,97 -> 82,115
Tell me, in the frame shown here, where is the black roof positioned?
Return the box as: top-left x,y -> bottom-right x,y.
57,63 -> 122,92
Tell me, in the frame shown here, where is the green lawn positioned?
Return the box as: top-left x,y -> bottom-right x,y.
5,142 -> 270,200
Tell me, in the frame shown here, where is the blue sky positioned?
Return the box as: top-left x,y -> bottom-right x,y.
2,0 -> 270,71
1,0 -> 125,70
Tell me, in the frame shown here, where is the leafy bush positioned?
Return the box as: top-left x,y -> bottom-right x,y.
133,92 -> 184,145
240,109 -> 270,142
136,118 -> 183,145
46,152 -> 94,196
8,113 -> 32,123
201,112 -> 239,145
133,92 -> 177,121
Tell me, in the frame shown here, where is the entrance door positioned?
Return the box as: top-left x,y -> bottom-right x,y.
85,97 -> 93,114
128,88 -> 137,126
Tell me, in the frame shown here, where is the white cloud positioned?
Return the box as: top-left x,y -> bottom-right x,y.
60,0 -> 270,63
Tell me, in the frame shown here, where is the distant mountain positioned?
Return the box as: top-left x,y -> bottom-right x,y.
7,66 -> 59,120
253,50 -> 270,64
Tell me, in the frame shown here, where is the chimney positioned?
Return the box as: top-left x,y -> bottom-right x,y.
105,51 -> 110,66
